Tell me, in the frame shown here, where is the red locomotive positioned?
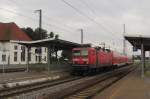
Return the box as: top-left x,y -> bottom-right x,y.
72,47 -> 132,74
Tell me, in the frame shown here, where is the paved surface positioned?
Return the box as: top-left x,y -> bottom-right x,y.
0,70 -> 69,84
93,67 -> 150,99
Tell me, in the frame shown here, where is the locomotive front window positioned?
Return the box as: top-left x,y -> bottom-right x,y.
73,50 -> 80,56
73,49 -> 88,57
81,50 -> 88,56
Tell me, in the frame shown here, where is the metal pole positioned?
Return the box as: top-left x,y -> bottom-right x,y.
50,47 -> 52,64
123,24 -> 126,55
39,9 -> 42,39
2,51 -> 5,74
81,29 -> 83,44
47,46 -> 50,73
35,9 -> 42,63
144,51 -> 146,69
141,42 -> 145,78
35,9 -> 42,39
2,60 -> 5,74
26,46 -> 30,72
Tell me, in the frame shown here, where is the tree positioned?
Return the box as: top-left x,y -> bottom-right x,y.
49,32 -> 54,38
22,27 -> 35,40
55,34 -> 59,39
22,27 -> 61,40
34,28 -> 48,40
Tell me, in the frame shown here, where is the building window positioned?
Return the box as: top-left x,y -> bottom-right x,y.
14,45 -> 18,50
14,52 -> 17,62
2,54 -> 6,62
21,46 -> 25,61
21,46 -> 25,50
35,48 -> 42,54
21,52 -> 25,61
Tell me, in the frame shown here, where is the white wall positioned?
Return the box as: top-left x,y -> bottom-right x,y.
0,42 -> 47,65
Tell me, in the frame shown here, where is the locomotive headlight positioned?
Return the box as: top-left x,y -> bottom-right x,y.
73,59 -> 79,64
82,59 -> 88,64
73,59 -> 79,61
82,59 -> 88,61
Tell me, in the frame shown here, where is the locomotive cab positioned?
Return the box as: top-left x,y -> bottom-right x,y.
72,48 -> 89,65
72,48 -> 96,72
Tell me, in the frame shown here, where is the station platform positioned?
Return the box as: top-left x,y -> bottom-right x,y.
93,67 -> 150,99
0,71 -> 69,84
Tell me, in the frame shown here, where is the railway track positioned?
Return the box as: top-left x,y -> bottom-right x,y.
0,64 -> 135,99
0,75 -> 81,98
42,65 -> 135,99
63,67 -> 135,99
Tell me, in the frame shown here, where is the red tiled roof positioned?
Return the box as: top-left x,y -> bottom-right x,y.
0,22 -> 32,41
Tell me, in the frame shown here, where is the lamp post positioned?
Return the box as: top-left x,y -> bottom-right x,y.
35,9 -> 42,63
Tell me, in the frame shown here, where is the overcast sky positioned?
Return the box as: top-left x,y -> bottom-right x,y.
1,0 -> 150,55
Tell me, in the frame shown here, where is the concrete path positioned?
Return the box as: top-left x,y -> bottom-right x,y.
93,68 -> 150,99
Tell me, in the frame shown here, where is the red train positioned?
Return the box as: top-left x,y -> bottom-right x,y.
72,47 -> 132,73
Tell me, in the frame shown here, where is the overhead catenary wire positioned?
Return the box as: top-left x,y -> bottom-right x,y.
6,0 -> 120,40
6,0 -> 124,39
78,0 -> 119,35
0,7 -> 36,22
6,0 -> 77,34
0,6 -> 77,35
4,0 -> 123,48
5,0 -> 94,44
61,0 -> 120,38
79,0 -> 97,16
61,0 -> 124,51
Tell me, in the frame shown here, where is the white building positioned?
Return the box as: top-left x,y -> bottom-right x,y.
0,22 -> 47,66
